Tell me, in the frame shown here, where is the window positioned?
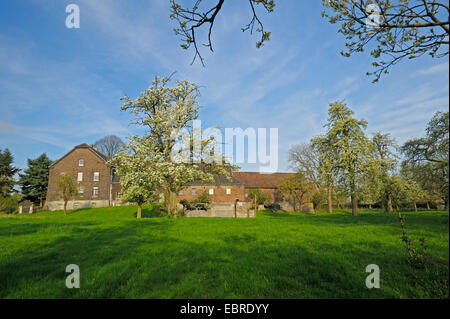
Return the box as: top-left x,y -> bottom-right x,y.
191,188 -> 197,196
209,188 -> 214,195
178,189 -> 183,195
78,159 -> 84,167
226,188 -> 231,195
93,187 -> 99,198
77,172 -> 83,182
78,188 -> 84,195
93,172 -> 99,181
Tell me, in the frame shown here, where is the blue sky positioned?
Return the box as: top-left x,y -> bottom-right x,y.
0,0 -> 448,172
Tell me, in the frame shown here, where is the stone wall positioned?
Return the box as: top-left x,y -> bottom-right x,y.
46,200 -> 110,211
185,201 -> 255,218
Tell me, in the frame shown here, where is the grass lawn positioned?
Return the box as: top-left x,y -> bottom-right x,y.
0,205 -> 448,298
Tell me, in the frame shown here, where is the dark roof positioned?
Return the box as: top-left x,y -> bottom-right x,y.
50,143 -> 108,167
232,172 -> 295,188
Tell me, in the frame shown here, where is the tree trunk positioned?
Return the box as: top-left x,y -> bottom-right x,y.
137,204 -> 142,219
426,201 -> 430,210
387,194 -> 393,213
167,191 -> 178,217
63,201 -> 67,216
351,192 -> 358,216
414,202 -> 417,212
327,184 -> 333,214
445,199 -> 449,211
369,203 -> 372,209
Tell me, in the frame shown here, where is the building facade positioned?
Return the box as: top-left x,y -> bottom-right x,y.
45,143 -> 313,213
45,143 -> 121,210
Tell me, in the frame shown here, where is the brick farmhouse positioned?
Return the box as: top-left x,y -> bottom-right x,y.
45,143 -> 313,213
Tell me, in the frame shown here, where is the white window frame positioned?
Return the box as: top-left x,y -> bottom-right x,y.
93,172 -> 100,182
78,159 -> 84,167
93,187 -> 99,198
191,188 -> 197,196
226,188 -> 231,195
78,188 -> 84,195
77,172 -> 83,182
209,188 -> 214,195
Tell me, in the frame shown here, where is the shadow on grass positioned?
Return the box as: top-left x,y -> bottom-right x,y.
259,209 -> 449,231
0,209 -> 448,298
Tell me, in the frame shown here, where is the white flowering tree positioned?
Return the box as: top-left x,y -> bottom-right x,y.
118,75 -> 236,218
111,135 -> 160,218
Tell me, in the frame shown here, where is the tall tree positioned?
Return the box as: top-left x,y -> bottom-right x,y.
279,173 -> 313,212
372,132 -> 399,212
56,173 -> 77,216
402,111 -> 449,209
118,75 -> 236,217
18,153 -> 53,206
402,111 -> 449,167
311,136 -> 338,213
321,0 -> 449,82
112,135 -> 160,219
288,143 -> 321,190
170,0 -> 275,65
321,101 -> 374,216
0,148 -> 20,198
93,135 -> 124,160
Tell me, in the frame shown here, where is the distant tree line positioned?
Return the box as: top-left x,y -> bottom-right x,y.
289,103 -> 449,216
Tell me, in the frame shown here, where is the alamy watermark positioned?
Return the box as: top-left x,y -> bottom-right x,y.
170,120 -> 279,173
65,264 -> 80,288
65,4 -> 80,29
365,4 -> 381,28
365,264 -> 380,289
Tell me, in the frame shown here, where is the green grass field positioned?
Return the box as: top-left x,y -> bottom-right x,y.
0,206 -> 448,298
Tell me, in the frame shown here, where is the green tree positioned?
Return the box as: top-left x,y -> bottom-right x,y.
322,0 -> 449,82
118,75 -> 236,217
112,135 -> 160,219
359,163 -> 382,209
402,111 -> 449,209
372,132 -> 399,212
170,0 -> 275,65
279,173 -> 313,212
402,111 -> 449,167
311,135 -> 338,213
248,188 -> 268,208
0,148 -> 20,198
320,101 -> 374,216
18,153 -> 53,206
333,185 -> 349,209
56,173 -> 78,216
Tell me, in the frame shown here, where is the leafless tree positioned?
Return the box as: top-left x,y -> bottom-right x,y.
93,135 -> 124,160
170,0 -> 275,66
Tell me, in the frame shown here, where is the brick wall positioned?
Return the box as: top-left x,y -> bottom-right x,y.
46,147 -> 112,203
178,185 -> 247,203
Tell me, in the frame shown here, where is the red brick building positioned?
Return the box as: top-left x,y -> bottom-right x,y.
45,143 -> 121,210
46,144 -> 312,212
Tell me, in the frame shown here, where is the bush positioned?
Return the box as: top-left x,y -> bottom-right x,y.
266,203 -> 281,211
192,191 -> 211,205
0,193 -> 22,214
249,188 -> 268,206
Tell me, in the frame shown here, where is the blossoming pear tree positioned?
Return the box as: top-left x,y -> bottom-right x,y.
115,75 -> 236,218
